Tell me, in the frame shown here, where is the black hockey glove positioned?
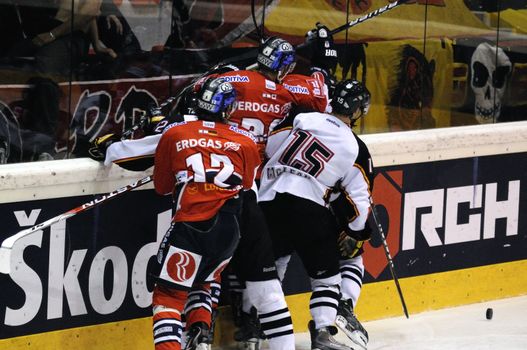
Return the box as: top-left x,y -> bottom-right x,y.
337,219 -> 372,259
338,230 -> 367,259
305,23 -> 331,42
304,23 -> 338,73
88,133 -> 120,161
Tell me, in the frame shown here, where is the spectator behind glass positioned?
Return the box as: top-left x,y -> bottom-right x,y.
97,0 -> 141,57
0,77 -> 61,163
4,0 -> 116,79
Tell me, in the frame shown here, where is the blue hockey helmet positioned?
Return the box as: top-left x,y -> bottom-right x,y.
257,37 -> 296,81
196,77 -> 237,120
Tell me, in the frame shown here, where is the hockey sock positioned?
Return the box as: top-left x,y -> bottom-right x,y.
184,284 -> 213,328
339,255 -> 364,306
310,275 -> 341,329
246,280 -> 295,350
152,285 -> 187,350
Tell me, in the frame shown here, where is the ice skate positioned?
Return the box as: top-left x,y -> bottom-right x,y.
335,299 -> 368,350
234,308 -> 264,350
184,322 -> 211,350
308,320 -> 353,350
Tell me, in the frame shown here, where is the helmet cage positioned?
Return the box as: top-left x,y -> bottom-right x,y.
196,78 -> 237,118
258,37 -> 296,80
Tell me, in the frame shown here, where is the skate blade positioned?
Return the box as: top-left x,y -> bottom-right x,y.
335,316 -> 368,350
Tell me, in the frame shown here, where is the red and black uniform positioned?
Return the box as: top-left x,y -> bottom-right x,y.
151,119 -> 260,350
220,70 -> 298,176
282,72 -> 329,114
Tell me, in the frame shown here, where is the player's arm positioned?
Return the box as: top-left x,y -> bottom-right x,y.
353,133 -> 375,188
340,163 -> 371,232
332,148 -> 372,258
153,131 -> 176,195
265,113 -> 296,158
332,185 -> 372,259
242,138 -> 262,190
104,134 -> 161,170
88,96 -> 180,162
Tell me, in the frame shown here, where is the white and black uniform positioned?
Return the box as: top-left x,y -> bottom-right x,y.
331,132 -> 374,308
258,111 -> 371,329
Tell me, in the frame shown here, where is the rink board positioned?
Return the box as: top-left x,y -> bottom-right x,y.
0,121 -> 526,348
1,259 -> 526,349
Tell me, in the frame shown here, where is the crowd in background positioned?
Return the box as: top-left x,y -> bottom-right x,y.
0,0 -> 526,164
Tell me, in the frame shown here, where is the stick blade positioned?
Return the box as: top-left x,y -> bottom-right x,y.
0,229 -> 30,275
0,246 -> 12,274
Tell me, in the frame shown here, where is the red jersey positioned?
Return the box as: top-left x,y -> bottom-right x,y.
219,70 -> 297,172
154,119 -> 261,222
282,72 -> 329,113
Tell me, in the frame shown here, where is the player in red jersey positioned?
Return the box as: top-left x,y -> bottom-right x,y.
151,77 -> 260,350
220,37 -> 298,173
210,37 -> 303,350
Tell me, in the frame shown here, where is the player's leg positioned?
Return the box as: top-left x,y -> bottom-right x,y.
236,190 -> 295,350
184,283 -> 214,349
337,255 -> 368,350
152,210 -> 240,350
182,275 -> 222,349
153,285 -> 187,350
270,193 -> 350,350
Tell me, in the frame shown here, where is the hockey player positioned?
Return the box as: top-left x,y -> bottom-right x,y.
325,80 -> 373,350
150,76 -> 261,350
215,36 -> 299,350
258,79 -> 372,350
89,36 -> 314,350
89,39 -> 300,348
297,28 -> 373,350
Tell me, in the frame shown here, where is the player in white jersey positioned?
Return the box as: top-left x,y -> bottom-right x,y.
258,80 -> 371,350
326,80 -> 373,350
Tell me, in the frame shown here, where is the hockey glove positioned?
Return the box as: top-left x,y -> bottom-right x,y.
88,133 -> 120,161
305,22 -> 331,41
338,231 -> 366,259
304,23 -> 337,73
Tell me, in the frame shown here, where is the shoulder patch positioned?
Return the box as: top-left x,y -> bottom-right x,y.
265,80 -> 276,90
228,125 -> 257,142
163,121 -> 188,133
223,75 -> 250,83
283,83 -> 310,95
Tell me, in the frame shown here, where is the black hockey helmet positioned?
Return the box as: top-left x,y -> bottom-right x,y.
331,79 -> 370,124
257,37 -> 296,81
195,77 -> 237,121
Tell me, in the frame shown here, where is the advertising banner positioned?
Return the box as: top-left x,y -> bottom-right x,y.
1,152 -> 525,338
0,190 -> 172,338
283,152 -> 526,293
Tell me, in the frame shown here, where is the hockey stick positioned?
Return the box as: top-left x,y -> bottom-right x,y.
0,175 -> 153,274
329,0 -> 411,35
245,0 -> 410,70
370,200 -> 410,318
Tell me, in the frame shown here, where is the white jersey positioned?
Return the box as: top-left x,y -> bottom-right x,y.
104,134 -> 161,167
103,115 -> 199,171
258,112 -> 371,231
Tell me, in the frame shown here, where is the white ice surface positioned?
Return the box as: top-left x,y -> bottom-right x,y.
225,295 -> 527,350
